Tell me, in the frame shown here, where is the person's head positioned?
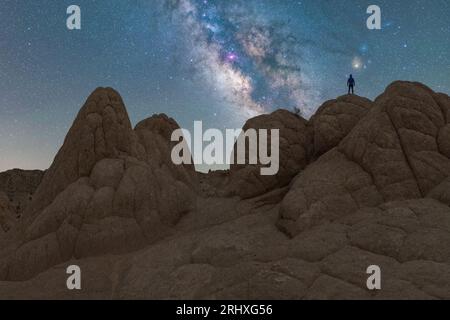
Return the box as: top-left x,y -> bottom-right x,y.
349,74 -> 353,78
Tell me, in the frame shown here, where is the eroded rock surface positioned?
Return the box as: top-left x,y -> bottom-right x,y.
1,82 -> 449,299
1,197 -> 450,299
1,88 -> 197,281
0,192 -> 15,234
310,95 -> 372,158
0,169 -> 44,216
226,96 -> 372,199
279,81 -> 450,237
226,110 -> 311,199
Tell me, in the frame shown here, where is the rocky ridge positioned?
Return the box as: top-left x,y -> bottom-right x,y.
0,81 -> 449,299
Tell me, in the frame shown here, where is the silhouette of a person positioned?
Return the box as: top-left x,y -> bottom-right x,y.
347,74 -> 355,95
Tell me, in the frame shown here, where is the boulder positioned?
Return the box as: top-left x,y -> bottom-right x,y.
310,95 -> 372,158
226,109 -> 311,198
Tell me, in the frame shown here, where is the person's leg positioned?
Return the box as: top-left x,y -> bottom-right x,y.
348,86 -> 350,94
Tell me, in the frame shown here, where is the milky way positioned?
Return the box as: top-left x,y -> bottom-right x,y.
167,0 -> 321,118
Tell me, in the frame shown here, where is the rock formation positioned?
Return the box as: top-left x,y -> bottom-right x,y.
226,109 -> 310,199
224,95 -> 374,199
1,81 -> 450,299
0,192 -> 15,233
309,95 -> 373,158
1,88 -> 197,281
278,81 -> 450,237
0,169 -> 44,217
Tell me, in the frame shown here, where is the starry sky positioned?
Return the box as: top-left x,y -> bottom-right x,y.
0,0 -> 449,172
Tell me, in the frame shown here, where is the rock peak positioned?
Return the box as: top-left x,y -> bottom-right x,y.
5,88 -> 197,280
1,82 -> 450,301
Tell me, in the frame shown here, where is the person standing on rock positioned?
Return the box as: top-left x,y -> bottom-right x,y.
347,74 -> 355,95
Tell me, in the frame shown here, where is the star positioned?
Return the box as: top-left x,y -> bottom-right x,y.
225,52 -> 238,62
352,57 -> 363,70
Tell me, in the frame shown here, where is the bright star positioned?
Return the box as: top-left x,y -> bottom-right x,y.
226,52 -> 238,62
352,57 -> 363,70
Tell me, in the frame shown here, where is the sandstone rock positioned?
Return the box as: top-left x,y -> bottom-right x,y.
225,97 -> 372,199
226,109 -> 311,198
2,88 -> 198,281
279,82 -> 450,236
310,95 -> 372,158
0,192 -> 15,233
0,169 -> 44,216
427,176 -> 450,206
1,81 -> 450,300
3,196 -> 449,300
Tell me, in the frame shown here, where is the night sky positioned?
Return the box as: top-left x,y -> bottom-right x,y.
0,0 -> 449,172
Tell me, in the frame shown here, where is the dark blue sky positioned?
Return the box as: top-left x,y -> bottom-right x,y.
0,0 -> 449,171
